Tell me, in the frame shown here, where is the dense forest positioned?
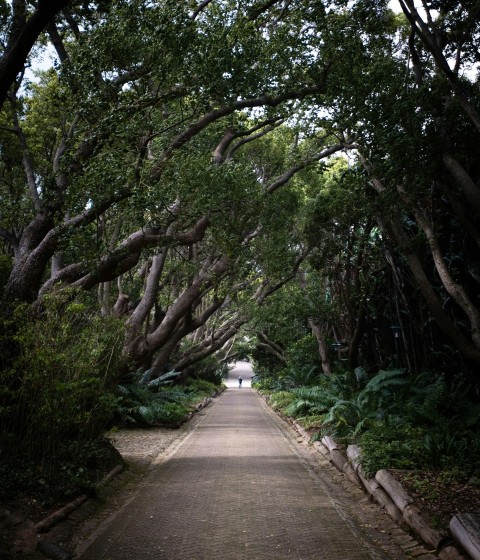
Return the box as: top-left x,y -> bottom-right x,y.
1,0 -> 480,513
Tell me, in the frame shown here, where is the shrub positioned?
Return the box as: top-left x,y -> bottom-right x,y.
262,366 -> 480,480
115,383 -> 190,426
284,335 -> 322,377
251,366 -> 284,392
0,437 -> 121,506
185,377 -> 219,397
0,290 -> 124,472
269,391 -> 296,412
113,369 -> 222,428
358,422 -> 429,477
189,355 -> 226,384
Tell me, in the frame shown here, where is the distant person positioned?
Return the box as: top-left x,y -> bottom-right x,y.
238,376 -> 243,388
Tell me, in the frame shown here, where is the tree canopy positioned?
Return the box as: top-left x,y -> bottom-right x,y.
1,0 -> 480,492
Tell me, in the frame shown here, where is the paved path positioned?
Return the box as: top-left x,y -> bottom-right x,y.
77,363 -> 420,560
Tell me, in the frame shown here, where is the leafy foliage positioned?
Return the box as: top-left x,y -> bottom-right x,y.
114,370 -> 222,427
0,290 -> 124,467
1,0 -> 480,519
0,437 -> 121,507
258,368 -> 480,479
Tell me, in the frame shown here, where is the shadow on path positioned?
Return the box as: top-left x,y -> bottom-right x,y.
77,362 -> 416,560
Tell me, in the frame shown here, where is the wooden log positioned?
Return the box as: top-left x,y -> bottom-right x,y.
450,513 -> 480,560
403,504 -> 445,549
330,448 -> 348,472
375,469 -> 414,512
370,486 -> 405,526
96,464 -> 124,490
438,544 -> 470,560
292,421 -> 310,441
313,441 -> 330,459
342,461 -> 362,487
322,435 -> 339,452
35,495 -> 88,533
347,444 -> 361,470
357,466 -> 380,496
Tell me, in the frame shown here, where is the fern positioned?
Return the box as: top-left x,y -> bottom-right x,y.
148,370 -> 182,389
362,368 -> 408,392
283,366 -> 320,388
139,368 -> 154,385
285,399 -> 313,417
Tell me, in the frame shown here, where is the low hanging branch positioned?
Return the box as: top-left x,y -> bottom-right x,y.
256,331 -> 287,363
212,117 -> 284,164
225,119 -> 284,162
38,216 -> 210,296
266,142 -> 352,194
254,248 -> 310,304
173,315 -> 248,371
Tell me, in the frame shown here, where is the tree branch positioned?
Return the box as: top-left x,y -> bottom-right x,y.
11,102 -> 42,212
191,0 -> 215,20
152,80 -> 330,178
0,0 -> 71,109
266,143 -> 346,194
212,117 -> 283,164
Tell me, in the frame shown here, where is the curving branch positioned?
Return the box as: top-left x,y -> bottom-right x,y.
212,117 -> 283,164
256,331 -> 287,363
266,143 -> 347,194
190,0 -> 215,20
173,315 -> 247,371
40,216 -> 210,295
225,119 -> 284,162
0,0 -> 71,110
255,248 -> 309,304
152,80 -> 331,178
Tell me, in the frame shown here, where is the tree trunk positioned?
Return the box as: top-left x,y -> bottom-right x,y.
0,0 -> 70,110
389,216 -> 480,365
309,319 -> 332,375
3,213 -> 56,302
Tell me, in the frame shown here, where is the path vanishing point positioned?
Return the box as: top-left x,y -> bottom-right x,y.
77,362 -> 431,560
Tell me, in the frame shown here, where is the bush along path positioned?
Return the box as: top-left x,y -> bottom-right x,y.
260,393 -> 476,560
0,385 -> 225,560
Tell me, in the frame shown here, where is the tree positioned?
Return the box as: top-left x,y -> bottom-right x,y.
1,0 -> 355,382
315,0 -> 480,369
0,0 -> 71,109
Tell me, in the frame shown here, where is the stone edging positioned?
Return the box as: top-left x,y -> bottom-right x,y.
186,386 -> 226,421
258,392 -> 470,560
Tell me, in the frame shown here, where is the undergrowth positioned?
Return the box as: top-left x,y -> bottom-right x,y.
0,293 -> 224,512
0,437 -> 121,510
114,369 -> 222,427
256,366 -> 480,480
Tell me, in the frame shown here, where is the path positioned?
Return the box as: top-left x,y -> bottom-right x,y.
77,363 -> 422,560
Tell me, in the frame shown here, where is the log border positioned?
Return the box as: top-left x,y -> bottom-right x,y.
259,392 -> 473,560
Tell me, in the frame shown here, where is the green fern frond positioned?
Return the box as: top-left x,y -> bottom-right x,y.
148,370 -> 182,389
139,368 -> 155,385
363,369 -> 407,392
